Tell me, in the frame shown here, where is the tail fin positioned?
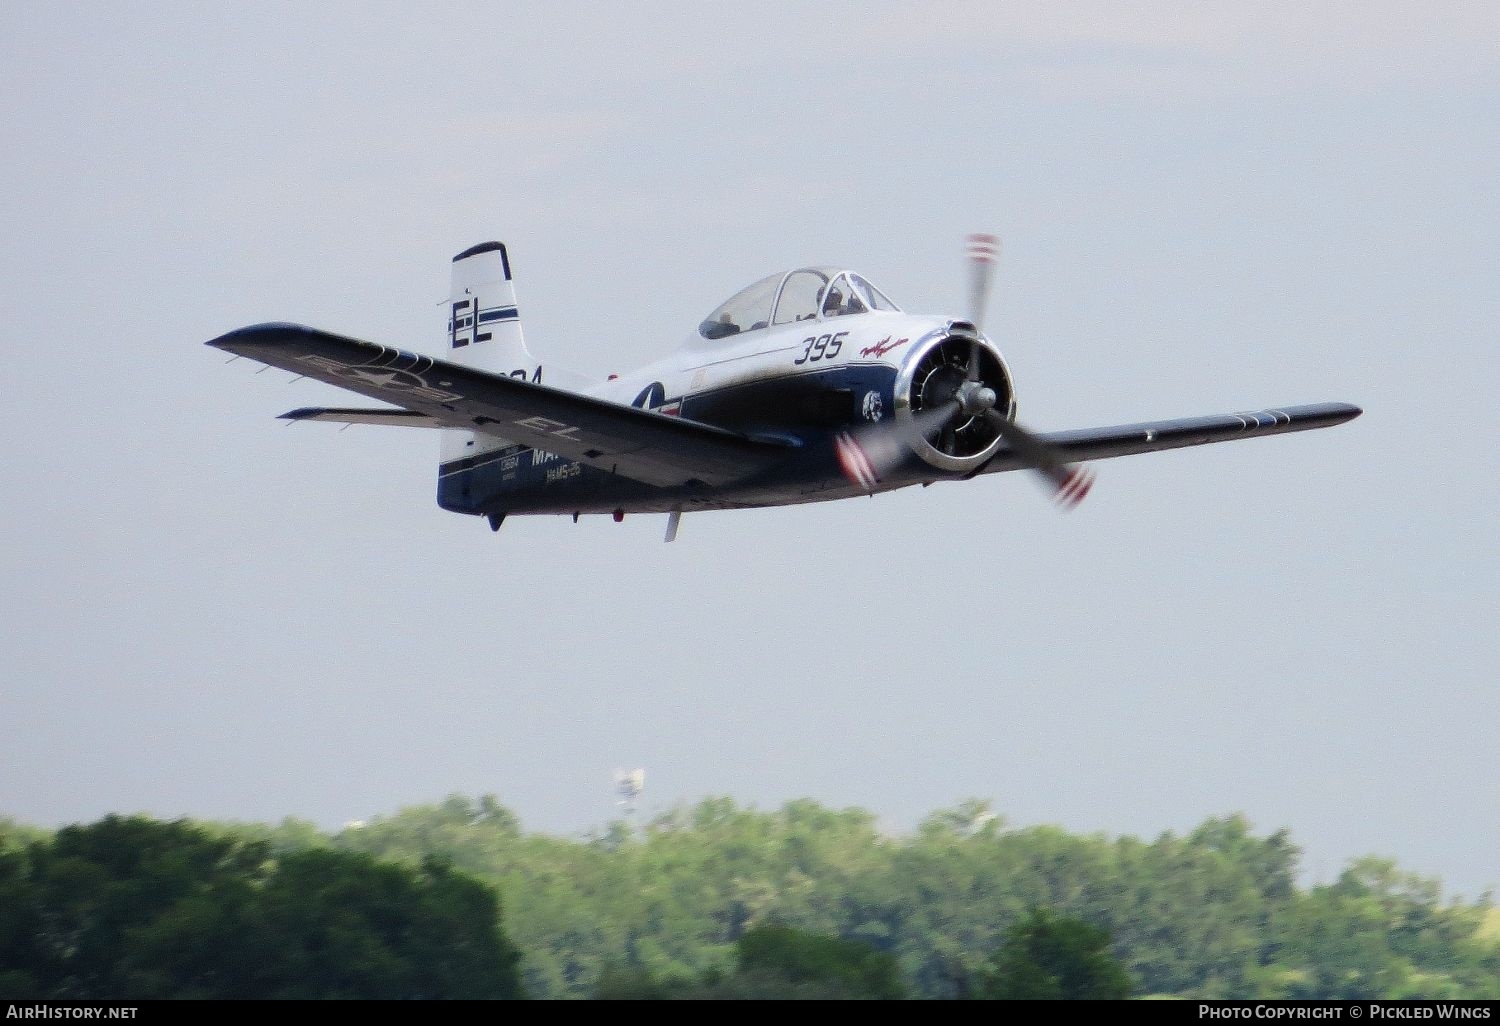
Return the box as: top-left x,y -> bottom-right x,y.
445,241 -> 539,378
439,241 -> 539,505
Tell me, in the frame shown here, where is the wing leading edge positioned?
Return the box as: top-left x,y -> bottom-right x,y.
977,402 -> 1362,475
207,322 -> 795,488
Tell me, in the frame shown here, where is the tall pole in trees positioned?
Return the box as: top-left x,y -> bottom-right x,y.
614,768 -> 645,822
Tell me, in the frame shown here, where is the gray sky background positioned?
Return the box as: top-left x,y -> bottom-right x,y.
2,3 -> 1496,896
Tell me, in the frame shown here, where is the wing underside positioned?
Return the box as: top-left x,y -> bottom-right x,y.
978,402 -> 1362,475
207,322 -> 794,488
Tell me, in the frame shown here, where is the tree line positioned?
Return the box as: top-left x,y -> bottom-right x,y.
2,797 -> 1496,999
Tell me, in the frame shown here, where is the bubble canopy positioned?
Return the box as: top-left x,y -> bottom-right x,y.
698,268 -> 900,340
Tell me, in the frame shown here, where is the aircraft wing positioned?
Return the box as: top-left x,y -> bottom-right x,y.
207,322 -> 796,488
978,402 -> 1362,474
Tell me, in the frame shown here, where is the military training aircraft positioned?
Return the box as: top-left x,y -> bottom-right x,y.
208,235 -> 1360,541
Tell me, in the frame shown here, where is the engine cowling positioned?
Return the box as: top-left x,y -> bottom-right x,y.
893,323 -> 1016,472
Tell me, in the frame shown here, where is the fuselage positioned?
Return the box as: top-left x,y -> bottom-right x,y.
437,310 -> 1003,518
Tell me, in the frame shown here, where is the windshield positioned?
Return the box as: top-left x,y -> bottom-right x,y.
847,273 -> 899,312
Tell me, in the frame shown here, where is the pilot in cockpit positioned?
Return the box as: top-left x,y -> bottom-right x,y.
822,283 -> 868,318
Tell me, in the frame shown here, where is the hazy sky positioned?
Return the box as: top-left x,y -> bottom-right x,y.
2,3 -> 1496,897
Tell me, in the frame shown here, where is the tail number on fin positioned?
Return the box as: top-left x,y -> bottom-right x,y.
449,300 -> 520,348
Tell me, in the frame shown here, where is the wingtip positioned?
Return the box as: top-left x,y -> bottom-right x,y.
1318,402 -> 1363,426
204,322 -> 315,351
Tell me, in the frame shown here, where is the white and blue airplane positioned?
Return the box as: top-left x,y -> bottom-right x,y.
208,235 -> 1360,541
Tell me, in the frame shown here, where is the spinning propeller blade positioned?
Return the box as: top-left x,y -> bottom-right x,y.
966,233 -> 1000,331
835,403 -> 957,491
982,410 -> 1095,509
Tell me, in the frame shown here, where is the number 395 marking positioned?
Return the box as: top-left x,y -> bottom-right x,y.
793,331 -> 847,365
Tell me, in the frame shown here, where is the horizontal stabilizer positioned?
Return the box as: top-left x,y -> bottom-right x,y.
281,407 -> 443,428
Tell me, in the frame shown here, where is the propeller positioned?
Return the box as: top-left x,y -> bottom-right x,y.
967,233 -> 1000,330
834,234 -> 1096,509
982,407 -> 1095,508
835,403 -> 957,491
